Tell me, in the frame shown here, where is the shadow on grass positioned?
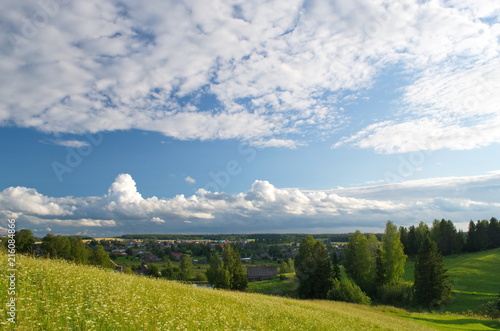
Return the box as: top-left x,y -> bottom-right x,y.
405,315 -> 500,330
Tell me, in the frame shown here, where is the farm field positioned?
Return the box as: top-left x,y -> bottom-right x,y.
403,248 -> 500,313
1,252 -> 498,330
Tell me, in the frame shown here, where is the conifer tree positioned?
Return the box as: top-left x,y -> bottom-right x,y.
295,235 -> 332,299
414,236 -> 451,307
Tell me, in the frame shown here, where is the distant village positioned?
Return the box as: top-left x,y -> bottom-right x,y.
90,237 -> 346,283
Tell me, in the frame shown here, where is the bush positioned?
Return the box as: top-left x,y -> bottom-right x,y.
476,301 -> 500,319
327,278 -> 371,305
377,282 -> 414,307
195,273 -> 208,282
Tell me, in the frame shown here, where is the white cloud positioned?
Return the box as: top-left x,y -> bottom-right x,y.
151,217 -> 165,224
1,172 -> 499,234
184,176 -> 196,184
335,61 -> 500,153
1,0 -> 497,149
251,139 -> 304,149
50,139 -> 90,148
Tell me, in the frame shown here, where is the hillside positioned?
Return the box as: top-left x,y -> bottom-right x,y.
1,252 -> 498,330
403,248 -> 500,313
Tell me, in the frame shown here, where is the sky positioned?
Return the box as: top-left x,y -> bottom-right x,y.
1,0 -> 499,236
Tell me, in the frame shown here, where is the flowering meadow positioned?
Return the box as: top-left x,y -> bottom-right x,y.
1,251 -> 436,330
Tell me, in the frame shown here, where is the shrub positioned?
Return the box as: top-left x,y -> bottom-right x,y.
377,281 -> 413,307
327,278 -> 371,305
476,301 -> 500,319
195,273 -> 208,282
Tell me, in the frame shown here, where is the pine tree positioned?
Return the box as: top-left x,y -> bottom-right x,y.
414,236 -> 451,307
295,235 -> 332,299
465,220 -> 478,252
488,217 -> 500,249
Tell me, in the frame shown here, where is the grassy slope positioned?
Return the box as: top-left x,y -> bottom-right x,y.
0,253 -> 497,330
403,248 -> 500,313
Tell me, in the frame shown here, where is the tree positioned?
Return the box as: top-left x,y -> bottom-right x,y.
327,278 -> 371,305
414,236 -> 451,307
399,226 -> 409,255
89,245 -> 113,268
476,220 -> 490,251
295,235 -> 332,299
206,246 -> 247,291
465,220 -> 478,252
278,258 -> 295,274
488,217 -> 500,249
180,254 -> 193,280
344,231 -> 374,292
15,229 -> 35,254
206,252 -> 230,288
331,251 -> 341,281
222,245 -> 248,291
162,260 -> 183,280
380,221 -> 407,285
431,219 -> 464,255
148,264 -> 161,277
41,234 -> 70,259
68,237 -> 90,264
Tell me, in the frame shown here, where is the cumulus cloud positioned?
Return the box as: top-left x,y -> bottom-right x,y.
1,0 -> 498,150
1,172 -> 499,235
151,217 -> 165,224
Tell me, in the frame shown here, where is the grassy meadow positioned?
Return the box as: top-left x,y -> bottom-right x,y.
403,248 -> 500,313
1,252 -> 499,330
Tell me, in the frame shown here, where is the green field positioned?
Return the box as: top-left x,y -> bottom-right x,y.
403,248 -> 500,313
1,252 -> 498,330
247,275 -> 298,297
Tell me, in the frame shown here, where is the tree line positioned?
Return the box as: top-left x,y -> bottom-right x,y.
295,221 -> 454,308
399,217 -> 500,256
1,230 -> 113,269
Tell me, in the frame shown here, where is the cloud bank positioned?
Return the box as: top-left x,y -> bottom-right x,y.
1,0 -> 498,150
1,173 -> 499,235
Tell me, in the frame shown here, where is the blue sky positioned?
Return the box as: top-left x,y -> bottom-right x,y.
1,0 -> 500,236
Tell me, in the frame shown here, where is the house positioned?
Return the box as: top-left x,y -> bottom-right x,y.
111,249 -> 127,256
171,253 -> 183,261
247,265 -> 278,282
134,264 -> 149,275
140,252 -> 162,263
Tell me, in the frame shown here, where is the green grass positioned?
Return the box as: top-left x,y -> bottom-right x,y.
247,276 -> 298,297
384,308 -> 500,330
1,252 -> 498,330
403,248 -> 500,313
